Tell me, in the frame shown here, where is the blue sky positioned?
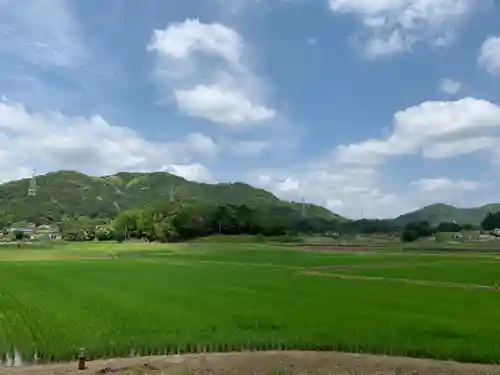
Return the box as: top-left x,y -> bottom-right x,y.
0,0 -> 500,219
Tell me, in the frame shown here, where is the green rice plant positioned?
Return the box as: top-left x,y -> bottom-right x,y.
334,260 -> 500,286
1,248 -> 500,364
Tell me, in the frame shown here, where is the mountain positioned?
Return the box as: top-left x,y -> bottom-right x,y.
0,170 -> 343,225
393,203 -> 500,227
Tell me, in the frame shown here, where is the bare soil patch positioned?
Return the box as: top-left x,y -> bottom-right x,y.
3,351 -> 500,375
302,271 -> 499,292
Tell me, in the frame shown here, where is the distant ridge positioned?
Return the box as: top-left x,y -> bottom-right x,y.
393,203 -> 500,227
0,170 -> 345,225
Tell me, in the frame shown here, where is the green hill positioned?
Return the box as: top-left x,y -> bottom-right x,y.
393,203 -> 500,227
0,170 -> 343,226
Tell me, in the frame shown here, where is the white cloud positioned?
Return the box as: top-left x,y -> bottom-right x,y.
0,0 -> 86,67
0,98 -> 213,182
248,165 -> 405,218
276,97 -> 500,218
439,78 -> 462,95
184,132 -> 218,158
162,163 -> 215,183
174,85 -> 275,127
478,36 -> 500,76
410,177 -> 478,193
422,136 -> 499,159
329,0 -> 478,58
148,19 -> 275,128
248,161 -> 488,219
335,98 -> 500,165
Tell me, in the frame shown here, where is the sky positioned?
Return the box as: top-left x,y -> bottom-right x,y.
0,0 -> 500,219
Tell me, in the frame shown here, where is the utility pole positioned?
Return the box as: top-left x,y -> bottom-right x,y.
28,169 -> 37,196
301,196 -> 306,218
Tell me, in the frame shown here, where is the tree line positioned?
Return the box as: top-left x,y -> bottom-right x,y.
53,202 -> 420,242
401,212 -> 500,242
12,197 -> 500,243
56,200 -> 345,242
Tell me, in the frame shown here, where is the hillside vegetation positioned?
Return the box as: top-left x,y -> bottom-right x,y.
0,170 -> 342,226
393,203 -> 500,227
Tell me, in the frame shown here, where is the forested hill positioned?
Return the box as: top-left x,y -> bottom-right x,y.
0,170 -> 343,226
393,203 -> 500,227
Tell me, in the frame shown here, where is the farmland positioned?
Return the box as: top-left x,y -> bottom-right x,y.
2,241 -> 500,369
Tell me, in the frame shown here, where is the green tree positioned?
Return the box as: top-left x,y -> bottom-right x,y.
12,230 -> 24,241
96,227 -> 114,241
401,229 -> 418,242
481,212 -> 500,231
436,222 -> 461,233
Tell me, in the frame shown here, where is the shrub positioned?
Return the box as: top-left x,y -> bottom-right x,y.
401,229 -> 418,242
12,230 -> 24,241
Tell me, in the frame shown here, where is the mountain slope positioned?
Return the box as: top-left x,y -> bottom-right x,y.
393,203 -> 500,227
0,171 -> 343,225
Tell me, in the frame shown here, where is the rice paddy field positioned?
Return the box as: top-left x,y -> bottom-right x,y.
2,241 -> 500,366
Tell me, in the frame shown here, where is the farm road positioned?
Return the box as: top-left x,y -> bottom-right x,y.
3,351 -> 500,375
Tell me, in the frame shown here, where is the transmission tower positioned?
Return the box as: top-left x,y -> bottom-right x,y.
27,169 -> 37,196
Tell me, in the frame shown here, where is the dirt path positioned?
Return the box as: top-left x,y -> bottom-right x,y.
3,351 -> 500,375
302,270 -> 499,291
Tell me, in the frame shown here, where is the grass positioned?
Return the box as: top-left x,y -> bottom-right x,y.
2,241 -> 500,364
335,260 -> 500,286
150,246 -> 476,268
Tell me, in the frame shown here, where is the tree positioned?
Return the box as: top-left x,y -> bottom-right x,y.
401,229 -> 418,242
114,230 -> 126,243
481,212 -> 500,231
404,221 -> 433,238
436,222 -> 461,233
153,219 -> 178,243
12,230 -> 24,241
96,227 -> 115,241
113,210 -> 139,239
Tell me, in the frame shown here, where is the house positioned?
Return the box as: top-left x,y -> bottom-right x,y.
40,232 -> 60,241
10,227 -> 36,235
9,226 -> 36,239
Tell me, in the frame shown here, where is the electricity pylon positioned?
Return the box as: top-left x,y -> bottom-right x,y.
27,169 -> 37,196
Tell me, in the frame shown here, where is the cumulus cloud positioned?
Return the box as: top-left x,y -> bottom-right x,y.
148,18 -> 275,128
248,165 -> 406,218
335,98 -> 500,165
329,0 -> 478,58
0,98 -> 214,182
184,132 -> 218,158
439,78 -> 462,95
248,162 -> 487,219
248,97 -> 500,219
478,36 -> 500,76
174,85 -> 275,126
162,163 -> 215,183
422,136 -> 499,159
